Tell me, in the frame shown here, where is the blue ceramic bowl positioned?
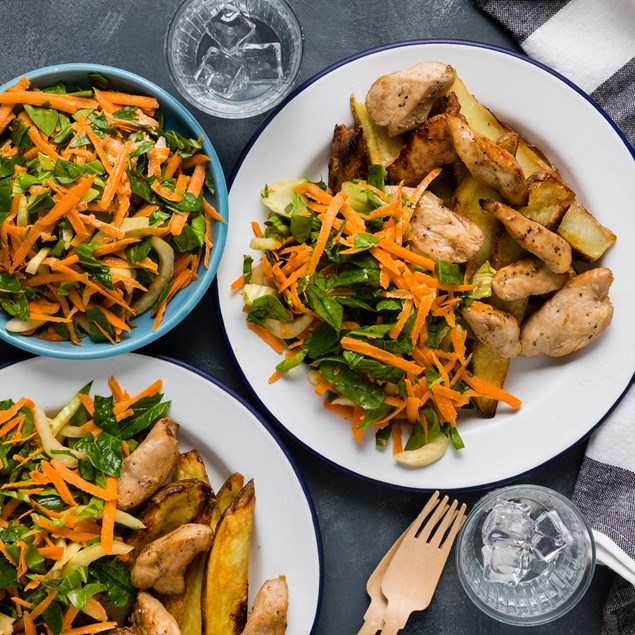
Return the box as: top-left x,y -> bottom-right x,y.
0,63 -> 228,359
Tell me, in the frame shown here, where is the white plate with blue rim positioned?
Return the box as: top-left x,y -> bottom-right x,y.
0,353 -> 322,632
217,40 -> 635,491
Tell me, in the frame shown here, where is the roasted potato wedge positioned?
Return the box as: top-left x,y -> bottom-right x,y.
557,200 -> 617,261
176,450 -> 211,485
450,76 -> 558,179
452,175 -> 501,267
519,173 -> 575,230
211,472 -> 245,530
471,227 -> 527,416
124,479 -> 215,565
350,95 -> 404,166
162,552 -> 206,632
202,480 -> 256,635
328,124 -> 367,192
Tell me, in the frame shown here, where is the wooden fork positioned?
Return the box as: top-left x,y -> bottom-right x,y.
357,491 -> 441,635
379,494 -> 467,634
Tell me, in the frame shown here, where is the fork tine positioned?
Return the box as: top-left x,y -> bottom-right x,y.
402,490 -> 441,542
416,494 -> 449,542
440,502 -> 467,551
428,498 -> 459,548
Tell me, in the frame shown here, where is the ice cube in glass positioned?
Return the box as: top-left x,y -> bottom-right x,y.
206,2 -> 256,53
482,542 -> 531,586
529,510 -> 574,562
482,499 -> 532,546
243,42 -> 283,85
195,46 -> 246,96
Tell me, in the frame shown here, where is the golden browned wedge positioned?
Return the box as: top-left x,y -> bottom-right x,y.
556,200 -> 617,261
451,175 -> 501,267
202,480 -> 256,635
124,479 -> 215,565
350,95 -> 404,166
211,472 -> 245,530
519,173 -> 575,230
175,449 -> 211,485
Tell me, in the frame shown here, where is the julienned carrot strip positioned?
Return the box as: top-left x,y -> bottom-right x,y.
112,379 -> 162,415
388,297 -> 413,340
391,420 -> 403,454
246,321 -> 286,354
99,90 -> 159,110
187,163 -> 206,197
100,477 -> 118,555
0,397 -> 31,426
36,546 -> 65,560
40,461 -> 76,506
18,112 -> 61,160
230,274 -> 245,292
378,240 -> 435,271
182,153 -> 210,169
49,460 -> 116,500
28,590 -> 57,620
341,336 -> 424,375
163,152 -> 183,178
62,623 -> 118,635
0,91 -> 98,113
463,373 -> 522,409
100,141 -> 131,210
307,192 -> 346,275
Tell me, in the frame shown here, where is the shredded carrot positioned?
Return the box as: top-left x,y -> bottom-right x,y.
246,322 -> 286,354
307,192 -> 346,275
100,477 -> 118,555
49,460 -> 116,501
341,336 -> 424,375
0,90 -> 98,113
463,373 -> 522,409
61,622 -> 118,635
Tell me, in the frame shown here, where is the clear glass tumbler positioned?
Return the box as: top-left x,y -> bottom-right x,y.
456,484 -> 595,626
166,0 -> 304,118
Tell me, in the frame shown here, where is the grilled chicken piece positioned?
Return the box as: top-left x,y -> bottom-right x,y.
492,257 -> 571,301
462,301 -> 521,358
243,577 -> 289,635
365,62 -> 456,137
328,124 -> 367,192
117,418 -> 180,510
391,187 -> 483,263
447,115 -> 528,205
481,199 -> 572,273
386,114 -> 457,186
131,523 -> 214,595
520,268 -> 613,357
130,592 -> 181,635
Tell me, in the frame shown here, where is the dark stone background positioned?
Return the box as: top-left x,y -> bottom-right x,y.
0,1 -> 614,632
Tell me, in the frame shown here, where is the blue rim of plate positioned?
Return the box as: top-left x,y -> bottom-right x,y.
0,63 -> 229,359
218,38 -> 635,492
0,351 -> 324,633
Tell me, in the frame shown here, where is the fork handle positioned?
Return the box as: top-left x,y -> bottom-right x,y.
379,618 -> 402,635
357,619 -> 381,635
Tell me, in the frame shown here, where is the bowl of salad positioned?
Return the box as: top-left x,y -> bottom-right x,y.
0,63 -> 228,358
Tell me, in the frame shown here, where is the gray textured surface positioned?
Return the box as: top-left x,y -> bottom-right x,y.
0,0 -> 614,633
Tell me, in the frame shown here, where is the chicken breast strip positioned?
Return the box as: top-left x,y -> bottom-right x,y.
117,417 -> 180,510
130,592 -> 181,635
388,187 -> 483,263
481,199 -> 572,273
492,257 -> 571,301
520,268 -> 613,357
242,576 -> 289,635
462,300 -> 521,358
447,115 -> 528,205
131,523 -> 214,595
365,61 -> 456,136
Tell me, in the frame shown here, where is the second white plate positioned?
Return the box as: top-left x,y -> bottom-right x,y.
0,353 -> 322,632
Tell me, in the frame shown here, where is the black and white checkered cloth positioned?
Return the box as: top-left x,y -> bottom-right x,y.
476,1 -> 635,632
476,0 -> 635,149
